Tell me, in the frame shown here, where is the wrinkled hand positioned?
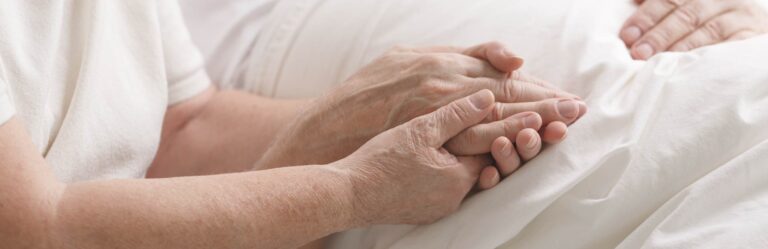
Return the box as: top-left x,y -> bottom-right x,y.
338,90 -> 498,225
620,0 -> 768,60
258,42 -> 586,170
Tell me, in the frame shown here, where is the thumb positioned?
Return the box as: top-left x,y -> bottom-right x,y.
463,42 -> 524,73
411,90 -> 495,147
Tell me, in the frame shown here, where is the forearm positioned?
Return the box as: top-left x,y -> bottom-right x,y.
53,164 -> 357,249
1,118 -> 357,249
149,88 -> 311,177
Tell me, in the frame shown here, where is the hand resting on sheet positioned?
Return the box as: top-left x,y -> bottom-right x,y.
256,42 -> 587,190
620,0 -> 768,60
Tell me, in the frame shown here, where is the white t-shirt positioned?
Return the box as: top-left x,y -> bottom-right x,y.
179,0 -> 277,89
0,1 -> 210,183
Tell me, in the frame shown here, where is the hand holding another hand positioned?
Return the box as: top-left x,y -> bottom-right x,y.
258,42 -> 586,172
337,90 -> 499,225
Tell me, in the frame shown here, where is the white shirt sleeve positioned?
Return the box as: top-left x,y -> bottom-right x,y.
158,1 -> 212,105
0,78 -> 15,125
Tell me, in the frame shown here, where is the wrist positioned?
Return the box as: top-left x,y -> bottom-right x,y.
325,159 -> 371,228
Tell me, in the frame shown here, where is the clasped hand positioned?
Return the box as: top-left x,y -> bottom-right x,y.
259,42 -> 587,225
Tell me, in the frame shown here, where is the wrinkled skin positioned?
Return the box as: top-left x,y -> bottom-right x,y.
337,90 -> 498,225
257,43 -> 587,187
621,0 -> 768,60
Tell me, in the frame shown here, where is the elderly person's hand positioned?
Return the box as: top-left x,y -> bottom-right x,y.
338,90 -> 502,224
257,42 -> 587,175
620,0 -> 768,60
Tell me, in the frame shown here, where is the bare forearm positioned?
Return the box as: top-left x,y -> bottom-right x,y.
53,164 -> 356,249
149,88 -> 311,177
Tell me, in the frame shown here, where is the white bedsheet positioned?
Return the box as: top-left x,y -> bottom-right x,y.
213,0 -> 768,248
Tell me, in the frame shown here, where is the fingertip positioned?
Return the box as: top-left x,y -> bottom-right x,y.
621,25 -> 643,45
542,122 -> 568,144
468,89 -> 495,110
489,45 -> 524,73
519,128 -> 539,149
516,128 -> 542,161
631,43 -> 655,60
517,112 -> 543,130
492,136 -> 512,156
573,101 -> 588,122
491,136 -> 521,176
477,166 -> 500,190
508,56 -> 524,72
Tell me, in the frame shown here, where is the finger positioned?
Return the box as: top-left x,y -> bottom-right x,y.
471,77 -> 580,103
462,41 -> 525,73
541,121 -> 568,144
453,155 -> 492,196
399,42 -> 524,73
491,136 -> 521,177
487,99 -> 586,125
406,52 -> 505,79
443,53 -> 505,78
456,154 -> 493,174
515,128 -> 542,161
476,166 -> 501,190
727,30 -> 761,41
620,0 -> 689,46
445,112 -> 542,156
456,155 -> 493,192
414,90 -> 495,147
631,0 -> 738,59
669,10 -> 756,52
509,71 -> 560,91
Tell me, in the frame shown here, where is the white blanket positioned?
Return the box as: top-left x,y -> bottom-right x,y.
233,0 -> 768,248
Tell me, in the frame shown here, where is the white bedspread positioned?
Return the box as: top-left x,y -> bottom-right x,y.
233,0 -> 768,248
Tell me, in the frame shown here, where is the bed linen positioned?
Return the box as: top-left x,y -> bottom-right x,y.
212,0 -> 768,248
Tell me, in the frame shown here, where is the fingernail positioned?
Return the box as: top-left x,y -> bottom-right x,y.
509,56 -> 525,71
621,26 -> 642,43
491,171 -> 501,185
634,43 -> 654,60
523,113 -> 539,128
556,99 -> 579,119
501,139 -> 513,156
526,133 -> 538,150
469,90 -> 494,109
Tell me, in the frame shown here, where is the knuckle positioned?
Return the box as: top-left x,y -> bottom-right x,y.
509,70 -> 524,81
546,89 -> 558,98
411,116 -> 437,132
672,41 -> 694,51
501,80 -> 522,102
544,100 -> 561,118
488,103 -> 505,122
674,6 -> 701,27
446,101 -> 473,122
407,117 -> 437,141
502,120 -> 521,138
703,20 -> 725,40
646,28 -> 675,48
